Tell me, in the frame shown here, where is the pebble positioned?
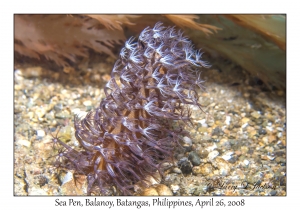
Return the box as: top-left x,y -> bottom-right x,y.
261,155 -> 275,161
268,135 -> 277,143
198,148 -> 209,159
211,127 -> 223,136
193,163 -> 213,175
188,151 -> 201,166
275,157 -> 285,164
262,136 -> 269,144
277,132 -> 282,138
276,127 -> 284,132
172,167 -> 182,174
249,130 -> 257,138
185,184 -> 197,195
60,174 -> 87,195
61,171 -> 73,186
14,69 -> 24,81
240,146 -> 249,154
222,151 -> 234,161
243,159 -> 250,166
55,110 -> 71,119
192,166 -> 201,175
234,168 -> 245,179
197,119 -> 206,125
241,117 -> 250,124
142,184 -> 173,196
235,150 -> 242,156
183,144 -> 192,152
265,146 -> 274,153
202,135 -> 211,141
266,126 -> 273,132
144,173 -> 161,185
277,91 -> 284,96
54,103 -> 64,112
21,67 -> 43,78
156,184 -> 173,196
243,92 -> 250,98
227,155 -> 237,164
36,108 -> 47,119
258,128 -> 267,135
267,155 -> 275,161
71,108 -> 88,119
28,187 -> 48,195
208,150 -> 219,161
178,158 -> 193,174
207,120 -> 215,127
16,139 -> 31,148
170,184 -> 180,194
269,190 -> 277,196
251,111 -> 261,119
161,162 -> 173,168
36,129 -> 45,140
214,157 -> 231,176
241,123 -> 248,129
206,143 -> 217,152
83,100 -> 92,107
198,127 -> 208,133
32,92 -> 40,101
225,116 -> 231,125
182,136 -> 193,145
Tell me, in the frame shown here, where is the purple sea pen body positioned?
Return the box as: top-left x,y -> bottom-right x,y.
53,22 -> 210,195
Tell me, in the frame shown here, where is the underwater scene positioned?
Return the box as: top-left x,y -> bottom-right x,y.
14,14 -> 286,196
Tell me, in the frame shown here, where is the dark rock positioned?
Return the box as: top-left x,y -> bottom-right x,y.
269,190 -> 277,196
183,145 -> 193,152
279,176 -> 286,186
211,127 -> 223,136
227,155 -> 237,164
212,138 -> 220,143
274,150 -> 285,157
255,180 -> 262,186
275,157 -> 286,164
248,149 -> 254,155
178,157 -> 193,174
254,156 -> 262,164
255,118 -> 263,125
258,129 -> 267,135
54,103 -> 63,112
188,151 -> 201,166
228,110 -> 238,115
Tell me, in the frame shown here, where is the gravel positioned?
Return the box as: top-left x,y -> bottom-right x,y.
14,55 -> 286,196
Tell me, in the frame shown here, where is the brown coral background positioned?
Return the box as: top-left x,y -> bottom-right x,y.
14,14 -> 286,89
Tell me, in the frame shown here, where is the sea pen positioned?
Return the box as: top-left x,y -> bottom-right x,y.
51,22 -> 210,195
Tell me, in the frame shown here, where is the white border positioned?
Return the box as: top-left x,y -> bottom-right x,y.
3,0 -> 296,209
